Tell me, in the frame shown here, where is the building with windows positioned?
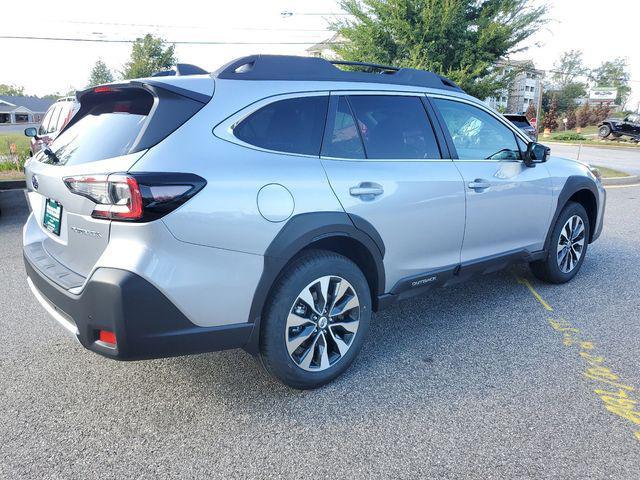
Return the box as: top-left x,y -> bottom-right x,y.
306,33 -> 344,60
484,60 -> 544,114
0,96 -> 54,127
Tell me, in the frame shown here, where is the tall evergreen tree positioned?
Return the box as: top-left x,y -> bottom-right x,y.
543,95 -> 559,131
87,59 -> 114,87
577,102 -> 591,128
122,34 -> 176,79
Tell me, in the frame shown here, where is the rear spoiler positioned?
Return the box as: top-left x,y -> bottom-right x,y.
66,81 -> 212,155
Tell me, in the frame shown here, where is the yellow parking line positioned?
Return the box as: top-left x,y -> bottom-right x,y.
516,276 -> 553,311
516,275 -> 640,443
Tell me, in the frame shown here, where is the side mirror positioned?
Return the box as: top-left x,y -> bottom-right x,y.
24,127 -> 38,138
524,142 -> 550,167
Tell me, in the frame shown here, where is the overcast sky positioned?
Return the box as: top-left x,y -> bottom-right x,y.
2,0 -> 639,109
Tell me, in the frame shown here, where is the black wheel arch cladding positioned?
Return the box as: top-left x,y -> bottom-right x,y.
543,175 -> 599,254
244,212 -> 385,355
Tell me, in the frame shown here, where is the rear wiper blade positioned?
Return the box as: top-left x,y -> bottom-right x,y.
43,147 -> 60,164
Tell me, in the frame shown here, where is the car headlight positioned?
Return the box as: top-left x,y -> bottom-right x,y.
589,167 -> 602,182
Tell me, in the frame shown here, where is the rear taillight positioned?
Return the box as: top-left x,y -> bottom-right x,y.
63,173 -> 206,222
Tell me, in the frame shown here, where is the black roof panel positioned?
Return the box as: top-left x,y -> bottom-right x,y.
214,55 -> 464,93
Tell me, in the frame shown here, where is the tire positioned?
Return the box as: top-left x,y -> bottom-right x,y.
530,202 -> 590,284
259,249 -> 372,389
598,124 -> 611,138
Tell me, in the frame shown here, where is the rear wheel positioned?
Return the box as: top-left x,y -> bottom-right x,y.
530,202 -> 590,284
259,250 -> 371,389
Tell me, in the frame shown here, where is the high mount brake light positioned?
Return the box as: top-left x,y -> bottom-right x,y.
63,173 -> 206,222
93,86 -> 113,93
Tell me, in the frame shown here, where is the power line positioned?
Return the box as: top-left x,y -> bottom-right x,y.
63,20 -> 331,32
0,35 -> 333,45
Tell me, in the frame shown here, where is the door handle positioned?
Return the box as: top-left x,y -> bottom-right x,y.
467,179 -> 491,191
349,183 -> 384,199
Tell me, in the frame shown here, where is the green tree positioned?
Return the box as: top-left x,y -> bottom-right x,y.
566,108 -> 576,130
552,50 -> 588,88
122,34 -> 176,79
525,102 -> 536,122
0,84 -> 25,96
332,0 -> 547,99
576,101 -> 591,128
591,58 -> 631,108
543,94 -> 559,131
88,59 -> 114,87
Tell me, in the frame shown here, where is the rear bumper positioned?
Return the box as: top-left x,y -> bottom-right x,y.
24,253 -> 253,360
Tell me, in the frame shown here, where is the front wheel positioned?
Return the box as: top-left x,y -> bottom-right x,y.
259,250 -> 371,389
598,124 -> 611,138
530,202 -> 590,284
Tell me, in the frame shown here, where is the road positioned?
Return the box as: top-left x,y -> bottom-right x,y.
549,142 -> 640,176
1,186 -> 639,479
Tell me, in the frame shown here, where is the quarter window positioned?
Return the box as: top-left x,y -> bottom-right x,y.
234,96 -> 329,156
433,98 -> 521,160
347,95 -> 441,159
321,96 -> 365,159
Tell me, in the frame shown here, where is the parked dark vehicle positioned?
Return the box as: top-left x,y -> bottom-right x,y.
504,114 -> 537,141
25,97 -> 79,155
598,114 -> 640,141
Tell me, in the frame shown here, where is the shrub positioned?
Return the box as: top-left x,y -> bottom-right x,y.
552,132 -> 587,141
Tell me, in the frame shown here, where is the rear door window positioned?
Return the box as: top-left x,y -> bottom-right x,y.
233,96 -> 329,156
38,108 -> 54,135
347,95 -> 441,159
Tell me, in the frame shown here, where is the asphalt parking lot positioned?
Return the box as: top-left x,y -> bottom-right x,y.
1,185 -> 639,479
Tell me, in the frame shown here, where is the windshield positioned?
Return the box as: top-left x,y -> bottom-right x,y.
46,89 -> 153,165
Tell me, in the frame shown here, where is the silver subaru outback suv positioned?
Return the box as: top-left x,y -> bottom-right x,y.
23,55 -> 605,389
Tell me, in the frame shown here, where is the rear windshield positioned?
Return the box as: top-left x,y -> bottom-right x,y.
46,90 -> 154,165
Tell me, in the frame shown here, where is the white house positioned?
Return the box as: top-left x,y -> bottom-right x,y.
0,96 -> 54,125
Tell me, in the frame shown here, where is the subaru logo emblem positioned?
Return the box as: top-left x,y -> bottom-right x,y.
31,175 -> 39,190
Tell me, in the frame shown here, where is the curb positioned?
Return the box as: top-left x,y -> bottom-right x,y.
545,141 -> 640,150
0,179 -> 26,190
602,175 -> 639,186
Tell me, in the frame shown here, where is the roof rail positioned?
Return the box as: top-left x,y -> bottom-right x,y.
214,55 -> 464,93
330,60 -> 400,73
152,63 -> 209,77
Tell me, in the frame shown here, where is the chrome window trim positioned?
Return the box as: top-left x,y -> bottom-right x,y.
320,90 -> 450,163
213,91 -> 330,159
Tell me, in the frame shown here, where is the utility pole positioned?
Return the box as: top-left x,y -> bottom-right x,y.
536,76 -> 543,133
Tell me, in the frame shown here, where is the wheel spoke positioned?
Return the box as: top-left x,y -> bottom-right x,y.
287,312 -> 313,328
298,286 -> 321,315
318,333 -> 330,370
572,221 -> 584,241
330,319 -> 360,334
331,294 -> 359,317
287,325 -> 316,355
298,332 -> 321,370
327,326 -> 350,356
329,279 -> 350,314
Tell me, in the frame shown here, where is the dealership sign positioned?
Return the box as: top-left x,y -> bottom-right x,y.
589,87 -> 617,101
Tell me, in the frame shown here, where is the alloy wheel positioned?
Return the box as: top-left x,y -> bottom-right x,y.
285,276 -> 360,372
557,215 -> 586,273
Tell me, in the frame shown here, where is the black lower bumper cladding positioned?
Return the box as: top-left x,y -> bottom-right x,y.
24,254 -> 252,360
